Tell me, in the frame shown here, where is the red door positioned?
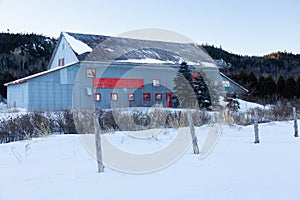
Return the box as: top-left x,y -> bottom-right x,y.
166,92 -> 172,108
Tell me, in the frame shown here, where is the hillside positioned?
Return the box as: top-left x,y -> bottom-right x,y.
202,45 -> 300,102
0,33 -> 57,98
202,45 -> 300,80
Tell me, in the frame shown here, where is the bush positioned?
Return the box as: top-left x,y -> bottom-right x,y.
231,102 -> 293,126
0,112 -> 52,143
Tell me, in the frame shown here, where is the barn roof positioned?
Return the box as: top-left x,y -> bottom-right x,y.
63,32 -> 215,65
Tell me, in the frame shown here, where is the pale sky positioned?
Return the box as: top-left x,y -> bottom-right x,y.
0,0 -> 299,56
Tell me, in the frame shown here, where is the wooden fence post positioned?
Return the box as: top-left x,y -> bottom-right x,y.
254,109 -> 260,144
94,111 -> 104,173
187,110 -> 199,154
293,107 -> 298,137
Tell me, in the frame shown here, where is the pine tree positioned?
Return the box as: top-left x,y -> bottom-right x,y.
264,75 -> 276,96
247,72 -> 258,93
285,77 -> 296,99
226,94 -> 240,112
276,75 -> 286,97
173,61 -> 198,108
192,72 -> 211,108
257,76 -> 266,96
296,76 -> 300,98
200,69 -> 222,110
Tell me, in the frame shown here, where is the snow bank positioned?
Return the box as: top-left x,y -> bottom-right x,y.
1,121 -> 300,200
238,99 -> 265,112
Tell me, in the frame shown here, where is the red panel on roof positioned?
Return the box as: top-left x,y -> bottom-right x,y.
93,78 -> 144,88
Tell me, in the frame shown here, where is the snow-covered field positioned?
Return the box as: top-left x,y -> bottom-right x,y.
1,121 -> 300,200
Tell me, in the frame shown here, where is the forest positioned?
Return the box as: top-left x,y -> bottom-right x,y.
0,32 -> 56,98
202,45 -> 300,104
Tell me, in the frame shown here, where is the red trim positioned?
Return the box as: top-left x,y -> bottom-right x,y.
128,93 -> 134,101
111,93 -> 118,101
93,93 -> 101,101
155,93 -> 162,101
86,68 -> 96,78
166,92 -> 172,108
143,92 -> 151,101
93,78 -> 144,88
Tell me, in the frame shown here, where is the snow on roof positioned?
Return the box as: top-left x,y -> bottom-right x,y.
63,32 -> 215,65
117,58 -> 176,64
63,32 -> 92,55
4,62 -> 79,86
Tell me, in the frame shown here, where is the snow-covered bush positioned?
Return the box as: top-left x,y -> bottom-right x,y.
0,112 -> 53,143
231,102 -> 294,126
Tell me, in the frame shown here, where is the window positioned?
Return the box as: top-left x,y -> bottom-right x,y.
62,43 -> 65,50
128,93 -> 134,101
86,68 -> 96,78
58,58 -> 65,66
143,92 -> 151,101
155,93 -> 162,101
111,93 -> 118,101
152,79 -> 160,87
93,93 -> 101,101
223,80 -> 230,87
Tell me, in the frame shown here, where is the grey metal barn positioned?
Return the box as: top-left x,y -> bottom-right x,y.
5,32 -> 248,111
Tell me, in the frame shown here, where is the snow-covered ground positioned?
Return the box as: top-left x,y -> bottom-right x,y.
1,121 -> 300,200
238,98 -> 265,112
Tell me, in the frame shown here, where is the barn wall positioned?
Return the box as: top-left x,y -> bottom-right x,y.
7,61 -> 247,112
27,64 -> 79,111
7,82 -> 29,109
221,76 -> 247,96
72,62 -> 178,110
49,36 -> 79,69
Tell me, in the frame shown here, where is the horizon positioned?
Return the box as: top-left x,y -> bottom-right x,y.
1,0 -> 299,56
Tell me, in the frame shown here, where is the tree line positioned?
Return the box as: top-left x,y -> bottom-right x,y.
202,45 -> 300,80
230,70 -> 300,103
0,32 -> 56,98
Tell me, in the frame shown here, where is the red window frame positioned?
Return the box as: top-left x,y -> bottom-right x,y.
93,93 -> 101,101
143,92 -> 151,101
152,79 -> 160,87
111,93 -> 118,101
155,93 -> 162,101
86,68 -> 96,78
128,93 -> 134,101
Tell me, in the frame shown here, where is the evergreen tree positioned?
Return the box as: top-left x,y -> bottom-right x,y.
226,94 -> 240,112
285,77 -> 296,99
247,72 -> 258,92
192,72 -> 211,108
200,70 -> 222,110
173,61 -> 197,108
257,75 -> 276,96
296,76 -> 300,98
257,76 -> 266,96
264,75 -> 276,96
276,75 -> 286,97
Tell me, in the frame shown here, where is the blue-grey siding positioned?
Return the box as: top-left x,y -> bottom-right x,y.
7,62 -> 247,111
